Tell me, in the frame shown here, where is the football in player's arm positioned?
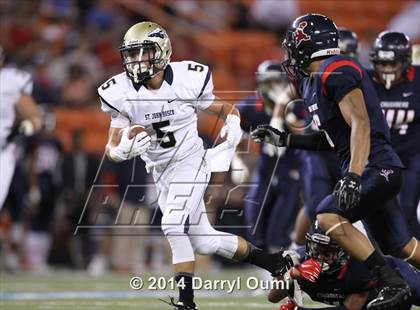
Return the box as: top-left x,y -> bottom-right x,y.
98,22 -> 300,310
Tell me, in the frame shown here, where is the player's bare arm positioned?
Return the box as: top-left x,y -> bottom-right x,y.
204,97 -> 240,119
338,88 -> 371,176
204,98 -> 242,147
105,127 -> 123,159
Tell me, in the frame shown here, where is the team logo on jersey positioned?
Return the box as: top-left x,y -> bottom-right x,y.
379,169 -> 394,182
293,22 -> 311,47
149,28 -> 166,39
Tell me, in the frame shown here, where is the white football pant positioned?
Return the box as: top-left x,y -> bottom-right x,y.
153,150 -> 238,264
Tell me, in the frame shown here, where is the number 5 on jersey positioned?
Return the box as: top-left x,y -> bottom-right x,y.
153,120 -> 176,148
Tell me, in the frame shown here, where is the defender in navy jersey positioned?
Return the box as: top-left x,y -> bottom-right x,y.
267,225 -> 420,310
293,28 -> 358,245
368,31 -> 420,239
252,14 -> 419,309
238,61 -> 302,249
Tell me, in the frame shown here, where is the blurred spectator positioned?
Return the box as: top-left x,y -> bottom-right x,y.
39,0 -> 77,20
388,2 -> 420,43
86,0 -> 122,31
60,64 -> 96,106
250,0 -> 298,34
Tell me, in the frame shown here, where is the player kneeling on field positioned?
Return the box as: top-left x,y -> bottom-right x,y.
268,223 -> 420,310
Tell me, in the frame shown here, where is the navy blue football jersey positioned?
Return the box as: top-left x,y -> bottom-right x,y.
368,66 -> 420,164
299,55 -> 403,173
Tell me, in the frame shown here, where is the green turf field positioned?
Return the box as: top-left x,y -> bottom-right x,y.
1,270 -> 419,310
1,297 -> 277,310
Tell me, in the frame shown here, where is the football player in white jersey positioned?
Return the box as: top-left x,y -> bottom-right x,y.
0,45 -> 42,209
99,22 -> 295,309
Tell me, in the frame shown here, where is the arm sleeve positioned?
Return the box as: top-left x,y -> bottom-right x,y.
288,131 -> 334,151
322,63 -> 363,103
195,66 -> 215,110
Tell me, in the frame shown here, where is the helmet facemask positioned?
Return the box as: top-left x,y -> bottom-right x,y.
370,31 -> 412,89
120,42 -> 165,84
305,232 -> 349,275
371,53 -> 408,89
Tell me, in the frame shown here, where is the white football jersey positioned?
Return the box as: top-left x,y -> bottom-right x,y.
98,61 -> 215,169
0,67 -> 33,148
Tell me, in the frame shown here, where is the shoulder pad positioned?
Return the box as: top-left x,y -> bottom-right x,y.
97,72 -> 126,113
170,61 -> 212,98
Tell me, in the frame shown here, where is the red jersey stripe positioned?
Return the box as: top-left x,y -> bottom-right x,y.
321,60 -> 363,95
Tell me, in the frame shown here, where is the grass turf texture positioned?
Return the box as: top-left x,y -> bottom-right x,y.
1,271 -> 419,310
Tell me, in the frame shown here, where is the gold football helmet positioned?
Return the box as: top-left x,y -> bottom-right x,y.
120,22 -> 172,83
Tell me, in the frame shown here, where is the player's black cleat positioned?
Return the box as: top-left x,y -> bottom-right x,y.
366,265 -> 411,309
159,297 -> 199,310
367,285 -> 411,309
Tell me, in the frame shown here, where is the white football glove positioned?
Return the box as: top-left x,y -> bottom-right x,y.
220,114 -> 242,147
108,127 -> 151,162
